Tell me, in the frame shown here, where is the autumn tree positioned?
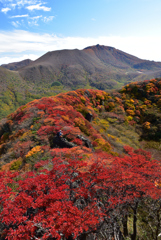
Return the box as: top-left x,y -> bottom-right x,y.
0,148 -> 160,240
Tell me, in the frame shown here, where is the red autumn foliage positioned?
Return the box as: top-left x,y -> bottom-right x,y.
0,148 -> 160,239
0,85 -> 161,239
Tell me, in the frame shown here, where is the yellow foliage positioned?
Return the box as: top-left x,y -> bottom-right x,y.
94,118 -> 109,133
1,158 -> 22,172
125,100 -> 135,110
140,105 -> 147,110
62,115 -> 70,121
99,119 -> 109,130
127,116 -> 133,121
26,146 -> 43,158
44,118 -> 55,126
94,138 -> 106,146
74,118 -> 85,127
10,158 -> 23,170
20,130 -> 32,140
96,93 -> 104,100
108,102 -> 115,108
126,109 -> 135,116
143,121 -> 151,130
80,96 -> 86,103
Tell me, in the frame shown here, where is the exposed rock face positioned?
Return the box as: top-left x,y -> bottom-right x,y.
52,136 -> 76,148
77,135 -> 93,149
50,134 -> 93,150
85,112 -> 93,122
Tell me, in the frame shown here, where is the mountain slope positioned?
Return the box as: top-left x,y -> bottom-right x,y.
18,44 -> 161,91
1,79 -> 161,170
0,82 -> 161,240
1,59 -> 32,71
0,66 -> 57,120
1,45 -> 161,120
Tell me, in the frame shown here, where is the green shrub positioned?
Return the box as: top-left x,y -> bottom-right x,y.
51,81 -> 62,87
10,158 -> 22,170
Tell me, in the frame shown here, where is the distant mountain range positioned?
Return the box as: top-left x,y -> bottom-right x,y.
1,44 -> 161,119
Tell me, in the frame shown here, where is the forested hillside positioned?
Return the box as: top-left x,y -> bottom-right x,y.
0,79 -> 161,239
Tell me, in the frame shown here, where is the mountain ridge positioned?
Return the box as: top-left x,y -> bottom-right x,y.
1,44 -> 161,119
1,59 -> 33,71
16,45 -> 161,90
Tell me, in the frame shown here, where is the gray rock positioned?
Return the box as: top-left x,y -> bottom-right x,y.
52,136 -> 76,148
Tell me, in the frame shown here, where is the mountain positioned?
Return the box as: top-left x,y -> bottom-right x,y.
1,59 -> 32,71
0,80 -> 161,240
1,44 -> 161,120
18,44 -> 161,90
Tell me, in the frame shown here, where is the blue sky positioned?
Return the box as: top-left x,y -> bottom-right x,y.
1,0 -> 161,64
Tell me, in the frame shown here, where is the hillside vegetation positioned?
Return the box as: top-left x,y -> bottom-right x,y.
2,45 -> 161,120
0,79 -> 161,239
0,67 -> 65,120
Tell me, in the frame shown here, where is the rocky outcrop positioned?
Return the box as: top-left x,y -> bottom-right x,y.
77,135 -> 93,149
50,134 -> 93,150
52,137 -> 76,149
85,112 -> 93,122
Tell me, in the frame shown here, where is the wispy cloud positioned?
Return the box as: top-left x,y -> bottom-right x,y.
16,0 -> 39,7
26,3 -> 51,11
1,30 -> 161,65
11,21 -> 21,28
28,15 -> 42,26
11,3 -> 16,9
1,0 -> 50,11
1,7 -> 11,13
30,15 -> 42,20
43,16 -> 54,23
10,14 -> 29,18
1,0 -> 53,28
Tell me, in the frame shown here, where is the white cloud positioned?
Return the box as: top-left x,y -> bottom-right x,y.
30,15 -> 42,20
1,30 -> 161,64
43,16 -> 54,22
26,3 -> 51,11
11,21 -> 21,27
0,54 -> 39,65
28,20 -> 38,26
10,14 -> 29,18
1,7 -> 11,13
16,0 -> 39,6
0,0 -> 46,11
28,15 -> 42,26
11,3 -> 16,8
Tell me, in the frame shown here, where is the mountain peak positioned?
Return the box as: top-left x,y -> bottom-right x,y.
84,44 -> 115,51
